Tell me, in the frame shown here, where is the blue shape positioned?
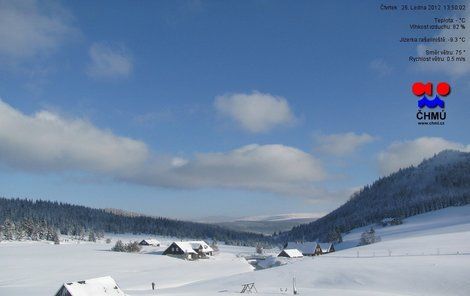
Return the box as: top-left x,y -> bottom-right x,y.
418,95 -> 445,109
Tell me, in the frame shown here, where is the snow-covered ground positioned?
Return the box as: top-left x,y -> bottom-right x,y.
0,237 -> 255,295
1,206 -> 470,295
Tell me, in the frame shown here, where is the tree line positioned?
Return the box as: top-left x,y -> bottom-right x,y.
0,197 -> 270,246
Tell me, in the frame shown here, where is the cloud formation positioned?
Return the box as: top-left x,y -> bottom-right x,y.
0,0 -> 74,62
137,144 -> 326,197
0,99 -> 149,175
87,43 -> 133,79
0,99 -> 326,199
215,91 -> 296,133
314,132 -> 375,156
377,137 -> 470,175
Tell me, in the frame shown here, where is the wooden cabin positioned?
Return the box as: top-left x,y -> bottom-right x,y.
162,241 -> 213,260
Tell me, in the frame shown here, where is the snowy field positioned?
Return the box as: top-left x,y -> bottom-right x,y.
1,206 -> 470,295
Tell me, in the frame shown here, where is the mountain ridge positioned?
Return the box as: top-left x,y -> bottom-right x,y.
283,150 -> 470,242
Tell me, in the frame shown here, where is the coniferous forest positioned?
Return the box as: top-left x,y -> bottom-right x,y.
0,197 -> 268,245
284,150 -> 470,242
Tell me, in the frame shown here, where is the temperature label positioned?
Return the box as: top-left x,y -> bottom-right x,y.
381,4 -> 467,64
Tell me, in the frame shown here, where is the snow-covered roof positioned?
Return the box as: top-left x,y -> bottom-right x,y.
172,242 -> 197,254
56,276 -> 125,296
285,242 -> 318,254
279,249 -> 303,258
318,243 -> 332,252
189,241 -> 214,253
171,241 -> 214,254
140,239 -> 160,245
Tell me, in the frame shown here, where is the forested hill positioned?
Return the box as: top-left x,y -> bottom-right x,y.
285,150 -> 470,242
0,198 -> 268,244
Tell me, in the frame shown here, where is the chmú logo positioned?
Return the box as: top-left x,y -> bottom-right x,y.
412,82 -> 450,125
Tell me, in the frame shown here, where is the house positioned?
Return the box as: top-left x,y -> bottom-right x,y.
54,276 -> 125,296
278,248 -> 303,258
139,239 -> 160,246
284,242 -> 335,256
162,241 -> 214,260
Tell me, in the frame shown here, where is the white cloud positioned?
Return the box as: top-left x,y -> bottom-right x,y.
369,58 -> 393,76
377,137 -> 470,175
0,0 -> 74,61
87,43 -> 133,79
314,132 -> 375,156
215,91 -> 296,133
0,99 -> 149,176
0,99 -> 327,199
138,144 -> 326,198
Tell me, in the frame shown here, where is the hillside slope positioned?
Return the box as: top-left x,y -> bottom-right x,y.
285,150 -> 470,242
166,205 -> 470,296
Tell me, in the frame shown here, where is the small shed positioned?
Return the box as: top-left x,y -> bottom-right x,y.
54,276 -> 125,296
278,249 -> 304,258
139,239 -> 160,246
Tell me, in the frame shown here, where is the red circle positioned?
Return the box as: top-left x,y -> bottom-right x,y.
412,82 -> 425,96
436,82 -> 451,96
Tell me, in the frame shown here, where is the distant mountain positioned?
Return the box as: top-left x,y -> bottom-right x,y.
284,150 -> 470,242
217,214 -> 321,235
0,198 -> 269,245
238,213 -> 323,222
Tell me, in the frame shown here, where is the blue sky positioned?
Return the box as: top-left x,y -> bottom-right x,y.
0,0 -> 469,220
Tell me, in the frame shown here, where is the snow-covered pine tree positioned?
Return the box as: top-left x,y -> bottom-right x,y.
111,240 -> 126,252
88,231 -> 96,242
53,229 -> 60,245
359,227 -> 381,246
2,219 -> 15,241
14,224 -> 25,241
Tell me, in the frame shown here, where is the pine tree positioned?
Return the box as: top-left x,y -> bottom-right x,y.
111,240 -> 126,252
210,239 -> 219,252
2,219 -> 15,241
88,231 -> 96,242
256,244 -> 263,254
327,228 -> 343,243
359,227 -> 381,246
15,225 -> 25,241
53,230 -> 60,245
